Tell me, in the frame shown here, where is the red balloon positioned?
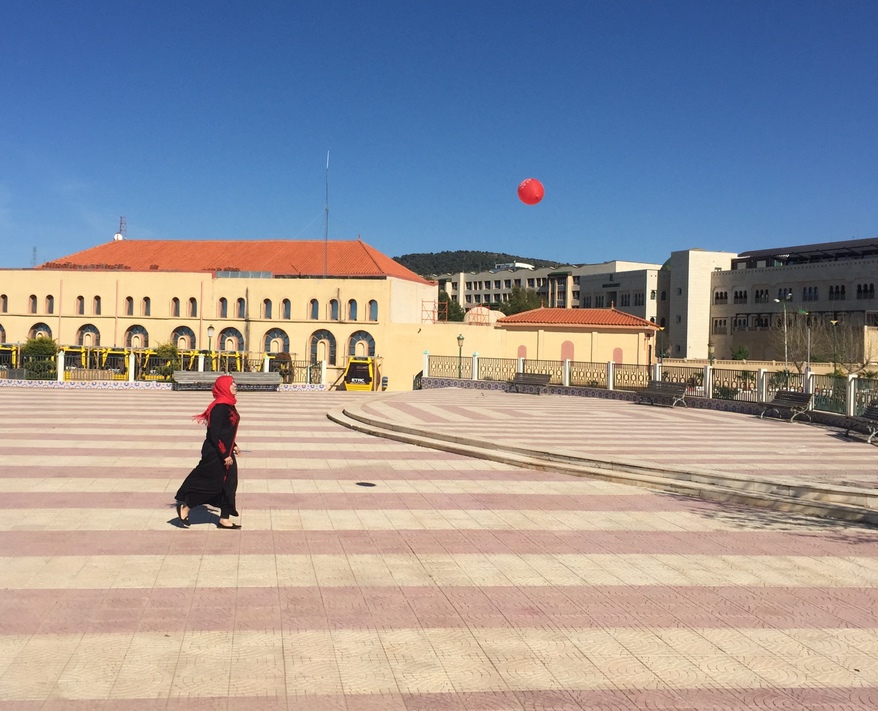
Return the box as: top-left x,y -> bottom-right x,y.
517,178 -> 544,205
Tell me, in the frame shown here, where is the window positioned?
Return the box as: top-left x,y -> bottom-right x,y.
188,298 -> 198,317
660,291 -> 667,301
494,280 -> 501,289
329,299 -> 339,320
309,299 -> 319,320
634,292 -> 645,307
310,329 -> 337,365
474,294 -> 482,303
263,299 -> 272,319
348,299 -> 357,320
93,296 -> 101,315
583,296 -> 592,307
619,294 -> 630,307
45,295 -> 54,314
282,299 -> 291,319
595,295 -> 604,307
676,288 -> 682,296
218,298 -> 228,318
29,295 -> 37,314
172,297 -> 180,317
527,279 -> 535,288
676,315 -> 682,323
368,300 -> 378,321
236,298 -> 245,318
76,296 -> 85,315
504,280 -> 511,288
0,294 -> 6,313
125,297 -> 134,316
348,330 -> 375,357
142,297 -> 151,317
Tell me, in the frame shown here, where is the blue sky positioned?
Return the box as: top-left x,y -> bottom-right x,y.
2,1 -> 877,269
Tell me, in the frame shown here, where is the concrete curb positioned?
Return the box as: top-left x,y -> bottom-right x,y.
328,404 -> 878,526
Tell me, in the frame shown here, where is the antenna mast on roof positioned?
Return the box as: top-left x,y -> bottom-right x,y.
323,151 -> 329,278
113,216 -> 127,241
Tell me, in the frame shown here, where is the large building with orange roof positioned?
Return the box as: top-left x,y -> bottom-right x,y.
0,237 -> 660,388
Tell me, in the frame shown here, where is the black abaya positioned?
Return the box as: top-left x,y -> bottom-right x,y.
175,402 -> 240,519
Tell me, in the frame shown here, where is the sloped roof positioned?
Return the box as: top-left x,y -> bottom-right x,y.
497,307 -> 658,330
37,239 -> 432,284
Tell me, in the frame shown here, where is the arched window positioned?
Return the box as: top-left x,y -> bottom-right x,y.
310,329 -> 337,365
309,299 -> 319,320
93,296 -> 102,315
263,299 -> 272,319
348,299 -> 358,321
76,296 -> 85,315
125,297 -> 134,316
171,325 -> 196,349
348,330 -> 375,357
29,295 -> 37,314
76,324 -> 101,347
218,298 -> 228,318
171,297 -> 181,317
264,328 -> 290,353
0,294 -> 6,313
29,322 -> 52,339
45,295 -> 54,314
660,291 -> 667,301
142,297 -> 151,317
0,324 -> 5,342
282,299 -> 291,319
189,297 -> 198,317
368,300 -> 378,321
236,298 -> 245,318
329,299 -> 339,320
218,327 -> 244,351
124,325 -> 149,348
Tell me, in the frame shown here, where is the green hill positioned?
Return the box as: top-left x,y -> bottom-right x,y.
393,250 -> 558,276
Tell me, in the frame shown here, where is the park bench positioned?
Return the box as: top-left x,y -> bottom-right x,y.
172,371 -> 281,392
506,372 -> 552,395
759,390 -> 813,422
844,401 -> 878,444
636,380 -> 687,408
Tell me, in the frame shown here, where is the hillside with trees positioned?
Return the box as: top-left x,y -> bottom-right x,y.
394,250 -> 559,276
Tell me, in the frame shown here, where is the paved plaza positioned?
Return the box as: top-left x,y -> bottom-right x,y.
2,386 -> 878,709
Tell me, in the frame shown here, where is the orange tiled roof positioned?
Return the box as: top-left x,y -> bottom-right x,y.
37,239 -> 432,284
497,307 -> 658,329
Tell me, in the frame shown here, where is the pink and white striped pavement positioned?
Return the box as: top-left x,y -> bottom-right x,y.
2,387 -> 878,710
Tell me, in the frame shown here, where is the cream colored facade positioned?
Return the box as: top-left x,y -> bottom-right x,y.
0,267 -> 655,390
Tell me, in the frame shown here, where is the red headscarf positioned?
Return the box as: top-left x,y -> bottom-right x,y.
193,375 -> 237,424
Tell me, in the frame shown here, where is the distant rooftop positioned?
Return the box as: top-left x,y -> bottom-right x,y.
735,237 -> 878,268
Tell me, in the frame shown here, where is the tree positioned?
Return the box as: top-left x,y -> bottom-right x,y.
153,341 -> 181,380
21,336 -> 58,380
730,345 -> 749,360
499,286 -> 542,316
438,290 -> 465,322
769,312 -> 829,372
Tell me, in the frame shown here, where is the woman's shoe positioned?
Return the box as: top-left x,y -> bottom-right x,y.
216,522 -> 242,529
176,503 -> 190,528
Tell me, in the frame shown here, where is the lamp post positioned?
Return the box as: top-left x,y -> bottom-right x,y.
457,334 -> 464,379
207,325 -> 215,371
773,293 -> 792,384
830,319 -> 838,374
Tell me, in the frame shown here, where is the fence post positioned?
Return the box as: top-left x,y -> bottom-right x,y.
197,353 -> 205,372
127,351 -> 135,382
703,365 -> 713,399
563,359 -> 570,386
423,351 -> 429,377
606,362 -> 614,390
263,354 -> 270,372
757,369 -> 767,403
320,360 -> 327,386
471,352 -> 479,381
517,357 -> 524,374
652,362 -> 661,382
56,351 -> 65,382
847,374 -> 858,417
804,366 -> 813,394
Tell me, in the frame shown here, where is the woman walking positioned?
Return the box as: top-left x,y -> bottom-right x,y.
175,374 -> 242,529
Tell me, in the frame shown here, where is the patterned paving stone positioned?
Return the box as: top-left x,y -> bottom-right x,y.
0,388 -> 877,708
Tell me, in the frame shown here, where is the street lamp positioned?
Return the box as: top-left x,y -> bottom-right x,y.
207,325 -> 215,371
830,320 -> 839,374
773,293 -> 792,383
457,334 -> 464,379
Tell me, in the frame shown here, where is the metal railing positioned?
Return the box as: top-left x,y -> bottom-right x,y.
569,361 -> 607,388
